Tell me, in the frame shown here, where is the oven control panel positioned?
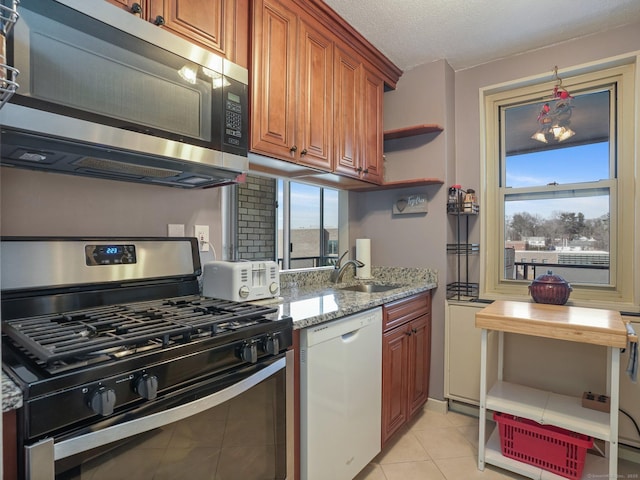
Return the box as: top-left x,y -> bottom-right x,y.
85,244 -> 137,266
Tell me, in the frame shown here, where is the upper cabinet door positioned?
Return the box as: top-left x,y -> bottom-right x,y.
151,0 -> 227,55
105,0 -> 150,16
296,19 -> 333,171
104,0 -> 248,65
361,67 -> 384,184
251,0 -> 298,160
333,45 -> 361,178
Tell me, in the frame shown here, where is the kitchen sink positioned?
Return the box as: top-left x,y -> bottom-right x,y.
338,283 -> 401,293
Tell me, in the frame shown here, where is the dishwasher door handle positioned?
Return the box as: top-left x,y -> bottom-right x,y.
341,329 -> 361,342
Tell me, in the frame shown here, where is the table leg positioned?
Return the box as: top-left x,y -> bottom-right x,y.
478,328 -> 488,471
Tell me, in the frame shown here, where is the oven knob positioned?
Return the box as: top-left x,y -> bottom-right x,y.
135,374 -> 159,400
238,286 -> 250,299
269,282 -> 279,295
89,387 -> 117,416
240,340 -> 258,363
264,334 -> 280,355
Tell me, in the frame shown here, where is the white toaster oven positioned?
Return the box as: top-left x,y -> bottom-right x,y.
202,260 -> 280,302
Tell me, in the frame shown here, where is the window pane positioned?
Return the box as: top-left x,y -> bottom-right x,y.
505,143 -> 610,188
503,90 -> 610,188
290,183 -> 321,269
504,188 -> 610,285
277,179 -> 284,264
323,189 -> 339,266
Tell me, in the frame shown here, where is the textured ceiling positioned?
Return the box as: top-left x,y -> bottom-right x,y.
323,0 -> 640,71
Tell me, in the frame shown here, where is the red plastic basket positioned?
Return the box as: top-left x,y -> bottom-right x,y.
493,412 -> 593,480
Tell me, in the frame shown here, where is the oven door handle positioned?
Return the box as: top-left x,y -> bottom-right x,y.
25,356 -> 286,478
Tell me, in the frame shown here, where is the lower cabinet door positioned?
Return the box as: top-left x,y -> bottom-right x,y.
382,326 -> 409,446
407,314 -> 431,417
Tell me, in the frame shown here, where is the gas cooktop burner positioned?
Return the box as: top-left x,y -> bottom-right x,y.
2,295 -> 279,364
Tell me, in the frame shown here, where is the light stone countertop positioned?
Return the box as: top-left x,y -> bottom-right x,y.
275,266 -> 437,329
1,265 -> 437,412
3,370 -> 23,412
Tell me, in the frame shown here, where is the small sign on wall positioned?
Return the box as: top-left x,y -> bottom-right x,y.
393,194 -> 428,215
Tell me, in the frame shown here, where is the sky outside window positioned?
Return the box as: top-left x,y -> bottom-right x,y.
505,142 -> 610,219
278,181 -> 339,229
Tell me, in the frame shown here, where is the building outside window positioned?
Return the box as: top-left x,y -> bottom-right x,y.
482,63 -> 636,306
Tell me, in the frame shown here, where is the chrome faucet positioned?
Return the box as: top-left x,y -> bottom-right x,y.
330,251 -> 365,283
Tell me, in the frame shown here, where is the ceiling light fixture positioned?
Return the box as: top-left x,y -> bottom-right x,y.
532,66 -> 575,144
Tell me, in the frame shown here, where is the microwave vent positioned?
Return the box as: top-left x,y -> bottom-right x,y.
74,157 -> 181,178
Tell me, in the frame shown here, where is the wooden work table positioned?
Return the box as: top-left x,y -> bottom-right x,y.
475,300 -> 630,480
475,300 -> 628,348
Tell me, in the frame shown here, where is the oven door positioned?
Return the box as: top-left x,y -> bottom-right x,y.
25,351 -> 293,480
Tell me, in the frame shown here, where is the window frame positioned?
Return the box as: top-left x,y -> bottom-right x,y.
277,178 -> 348,271
480,62 -> 637,308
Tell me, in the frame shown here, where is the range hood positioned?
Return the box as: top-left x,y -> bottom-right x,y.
0,104 -> 248,190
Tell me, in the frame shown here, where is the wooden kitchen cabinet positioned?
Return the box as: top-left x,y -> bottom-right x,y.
333,48 -> 384,183
105,0 -> 147,15
3,409 -> 18,480
382,291 -> 431,447
295,18 -> 334,171
104,0 -> 248,66
333,45 -> 361,178
251,0 -> 333,171
360,67 -> 385,184
251,0 -> 399,185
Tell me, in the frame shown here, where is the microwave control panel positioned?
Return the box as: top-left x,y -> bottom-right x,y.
222,77 -> 248,154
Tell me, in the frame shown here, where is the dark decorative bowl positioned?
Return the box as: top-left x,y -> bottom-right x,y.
528,270 -> 572,305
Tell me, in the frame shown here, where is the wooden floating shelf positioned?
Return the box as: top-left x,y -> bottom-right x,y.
383,124 -> 443,141
351,178 -> 444,192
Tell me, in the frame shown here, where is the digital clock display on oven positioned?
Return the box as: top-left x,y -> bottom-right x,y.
85,244 -> 137,266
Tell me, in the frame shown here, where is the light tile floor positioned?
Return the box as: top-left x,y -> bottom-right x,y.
354,406 -> 640,480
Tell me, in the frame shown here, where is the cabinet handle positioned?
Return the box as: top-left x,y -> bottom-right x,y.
356,167 -> 362,173
405,331 -> 412,336
363,168 -> 369,174
300,148 -> 307,156
412,328 -> 418,334
290,145 -> 297,153
131,2 -> 142,15
154,15 -> 165,26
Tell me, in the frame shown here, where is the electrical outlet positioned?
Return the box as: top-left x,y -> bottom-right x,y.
194,225 -> 209,251
167,224 -> 185,237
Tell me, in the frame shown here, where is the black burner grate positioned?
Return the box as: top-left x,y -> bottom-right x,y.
2,295 -> 278,363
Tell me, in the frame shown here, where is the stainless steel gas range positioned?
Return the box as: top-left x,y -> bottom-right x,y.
1,237 -> 293,479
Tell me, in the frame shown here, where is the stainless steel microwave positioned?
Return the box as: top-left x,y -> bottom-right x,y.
0,0 -> 249,189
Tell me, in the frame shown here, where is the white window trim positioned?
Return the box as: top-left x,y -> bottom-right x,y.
479,55 -> 639,311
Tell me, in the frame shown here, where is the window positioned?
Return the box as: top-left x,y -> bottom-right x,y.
277,179 -> 341,269
482,63 -> 636,306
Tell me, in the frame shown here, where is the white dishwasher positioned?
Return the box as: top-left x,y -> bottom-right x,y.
300,307 -> 382,480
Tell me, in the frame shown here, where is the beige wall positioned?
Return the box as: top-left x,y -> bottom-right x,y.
0,167 -> 224,263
